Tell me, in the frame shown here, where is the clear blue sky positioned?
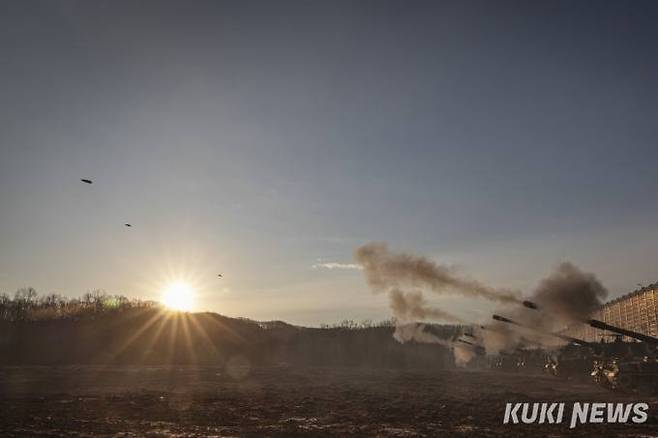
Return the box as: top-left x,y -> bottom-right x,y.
1,1 -> 657,325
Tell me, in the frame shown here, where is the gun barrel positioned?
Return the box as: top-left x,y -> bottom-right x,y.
492,314 -> 519,325
518,300 -> 656,346
552,333 -> 592,347
522,300 -> 539,310
454,338 -> 485,356
588,319 -> 658,345
492,314 -> 591,347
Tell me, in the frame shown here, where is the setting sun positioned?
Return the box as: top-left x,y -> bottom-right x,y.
161,282 -> 195,312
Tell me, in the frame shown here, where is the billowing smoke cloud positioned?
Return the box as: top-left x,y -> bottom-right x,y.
478,325 -> 520,355
533,262 -> 608,323
389,289 -> 462,323
481,262 -> 608,354
355,242 -> 501,366
355,242 -> 610,367
393,324 -> 478,368
355,242 -> 521,305
393,323 -> 451,346
453,343 -> 477,367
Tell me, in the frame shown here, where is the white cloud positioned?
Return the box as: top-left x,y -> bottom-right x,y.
312,262 -> 362,270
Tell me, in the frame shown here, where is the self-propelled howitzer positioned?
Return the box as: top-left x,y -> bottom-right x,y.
492,314 -> 593,347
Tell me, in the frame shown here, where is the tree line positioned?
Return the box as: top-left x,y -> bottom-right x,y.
0,287 -> 157,322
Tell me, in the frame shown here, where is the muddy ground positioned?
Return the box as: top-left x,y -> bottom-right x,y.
0,366 -> 656,437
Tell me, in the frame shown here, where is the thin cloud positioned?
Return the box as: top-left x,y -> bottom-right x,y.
312,262 -> 363,270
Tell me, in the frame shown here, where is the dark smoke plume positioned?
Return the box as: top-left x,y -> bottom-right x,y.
533,262 -> 608,323
481,262 -> 608,354
355,242 -> 521,304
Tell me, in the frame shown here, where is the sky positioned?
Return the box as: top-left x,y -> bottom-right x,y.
1,0 -> 658,326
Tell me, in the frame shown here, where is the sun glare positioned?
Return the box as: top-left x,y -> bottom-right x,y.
161,282 -> 195,312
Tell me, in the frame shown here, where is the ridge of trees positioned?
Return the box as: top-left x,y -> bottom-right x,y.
0,287 -> 157,322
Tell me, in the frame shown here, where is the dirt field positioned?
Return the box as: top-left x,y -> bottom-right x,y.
1,366 -> 656,437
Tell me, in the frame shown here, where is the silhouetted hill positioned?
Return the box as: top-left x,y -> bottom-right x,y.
0,308 -> 459,369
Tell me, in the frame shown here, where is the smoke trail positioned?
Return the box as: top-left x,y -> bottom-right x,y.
356,242 -> 487,366
355,242 -> 521,304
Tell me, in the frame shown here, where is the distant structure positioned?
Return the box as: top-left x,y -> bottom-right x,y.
566,283 -> 658,342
